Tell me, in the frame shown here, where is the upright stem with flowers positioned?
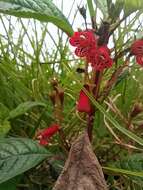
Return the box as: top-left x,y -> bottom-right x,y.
36,3 -> 143,188
69,24 -> 113,141
69,18 -> 143,144
0,0 -> 143,189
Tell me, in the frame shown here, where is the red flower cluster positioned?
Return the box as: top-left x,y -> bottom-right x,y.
77,85 -> 92,114
86,46 -> 113,71
37,124 -> 59,146
69,30 -> 97,57
69,30 -> 113,71
131,39 -> 143,66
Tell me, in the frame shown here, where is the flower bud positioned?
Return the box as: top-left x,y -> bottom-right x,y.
130,103 -> 143,118
49,91 -> 56,105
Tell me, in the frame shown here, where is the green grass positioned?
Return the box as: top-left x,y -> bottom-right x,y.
0,0 -> 143,189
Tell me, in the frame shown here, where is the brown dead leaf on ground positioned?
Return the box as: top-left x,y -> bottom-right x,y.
53,132 -> 108,190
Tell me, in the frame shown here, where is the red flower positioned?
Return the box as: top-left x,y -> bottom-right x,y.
131,40 -> 143,67
136,55 -> 143,66
69,30 -> 113,71
131,40 -> 143,55
77,85 -> 92,113
37,124 -> 59,146
69,30 -> 97,57
39,138 -> 48,146
87,46 -> 113,71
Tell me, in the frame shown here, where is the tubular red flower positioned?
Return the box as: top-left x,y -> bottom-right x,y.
75,46 -> 90,57
131,40 -> 143,56
136,55 -> 143,66
69,30 -> 113,71
69,30 -> 97,57
77,85 -> 92,113
37,124 -> 59,146
87,46 -> 113,71
39,138 -> 49,146
131,40 -> 143,67
69,30 -> 96,47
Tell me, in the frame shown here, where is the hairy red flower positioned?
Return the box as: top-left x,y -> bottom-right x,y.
69,30 -> 113,71
131,40 -> 143,55
37,124 -> 59,146
77,85 -> 92,113
131,40 -> 143,67
69,30 -> 96,47
136,55 -> 143,66
69,30 -> 97,57
86,46 -> 113,71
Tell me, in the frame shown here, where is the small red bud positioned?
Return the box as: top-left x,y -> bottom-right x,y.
36,124 -> 60,146
77,85 -> 92,114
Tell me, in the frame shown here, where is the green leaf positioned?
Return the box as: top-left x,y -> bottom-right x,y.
0,176 -> 21,190
124,0 -> 142,10
87,0 -> 95,18
118,0 -> 143,16
85,90 -> 143,146
0,120 -> 11,137
107,0 -> 124,22
0,137 -> 49,184
114,68 -> 129,87
0,0 -> 73,36
105,154 -> 143,184
8,101 -> 47,119
103,166 -> 143,178
94,0 -> 108,18
0,103 -> 9,122
117,154 -> 143,174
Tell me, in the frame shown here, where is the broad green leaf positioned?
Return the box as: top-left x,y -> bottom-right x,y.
0,0 -> 73,36
94,0 -> 108,18
85,90 -> 143,146
0,176 -> 21,190
0,120 -> 11,137
106,154 -> 143,184
0,137 -> 49,184
8,101 -> 47,119
117,154 -> 143,174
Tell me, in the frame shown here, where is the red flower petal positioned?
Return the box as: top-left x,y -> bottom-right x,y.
99,46 -> 111,55
69,30 -> 113,70
136,55 -> 143,66
69,32 -> 83,47
69,30 -> 97,58
69,31 -> 96,47
75,47 -> 90,57
39,138 -> 48,146
131,40 -> 143,55
39,124 -> 59,138
87,46 -> 113,71
77,85 -> 92,113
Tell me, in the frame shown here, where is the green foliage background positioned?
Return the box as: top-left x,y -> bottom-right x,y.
0,0 -> 143,189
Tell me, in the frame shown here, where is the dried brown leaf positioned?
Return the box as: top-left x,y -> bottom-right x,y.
53,132 -> 108,190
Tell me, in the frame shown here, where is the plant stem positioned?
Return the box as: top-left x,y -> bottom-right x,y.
87,70 -> 102,141
87,113 -> 94,142
93,71 -> 103,99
